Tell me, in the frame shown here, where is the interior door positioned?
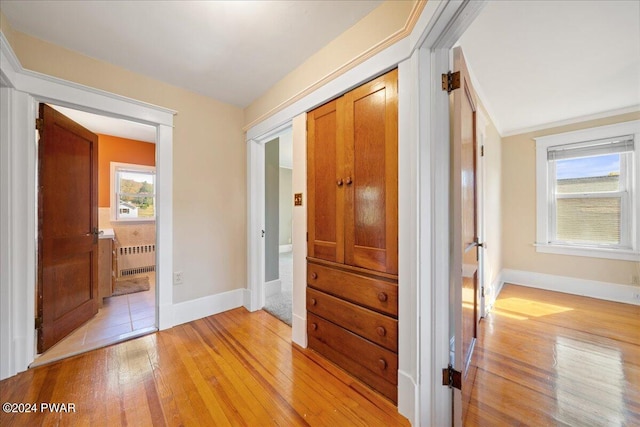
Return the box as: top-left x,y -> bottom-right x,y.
343,69 -> 398,274
38,103 -> 99,353
451,47 -> 479,425
307,98 -> 345,263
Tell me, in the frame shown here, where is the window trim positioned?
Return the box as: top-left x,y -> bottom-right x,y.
110,162 -> 156,223
535,120 -> 640,262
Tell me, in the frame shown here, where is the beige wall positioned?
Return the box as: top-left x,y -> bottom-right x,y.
478,104 -> 503,298
501,112 -> 640,286
3,23 -> 246,303
244,0 -> 419,128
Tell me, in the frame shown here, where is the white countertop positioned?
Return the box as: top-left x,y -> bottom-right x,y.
99,228 -> 115,239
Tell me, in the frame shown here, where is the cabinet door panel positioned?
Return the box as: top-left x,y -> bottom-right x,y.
344,70 -> 398,274
307,99 -> 344,263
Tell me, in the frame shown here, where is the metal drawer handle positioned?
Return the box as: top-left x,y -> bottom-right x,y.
377,292 -> 388,302
337,178 -> 343,186
345,176 -> 352,185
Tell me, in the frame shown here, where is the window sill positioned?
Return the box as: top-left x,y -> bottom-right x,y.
534,243 -> 639,262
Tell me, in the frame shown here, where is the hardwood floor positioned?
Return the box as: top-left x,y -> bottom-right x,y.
465,284 -> 640,426
0,308 -> 408,426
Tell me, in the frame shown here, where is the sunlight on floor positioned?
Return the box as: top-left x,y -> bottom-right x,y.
491,297 -> 574,320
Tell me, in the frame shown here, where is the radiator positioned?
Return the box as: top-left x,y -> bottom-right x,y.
118,244 -> 156,277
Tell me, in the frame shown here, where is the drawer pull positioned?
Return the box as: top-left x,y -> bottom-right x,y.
378,358 -> 387,370
376,326 -> 386,337
311,272 -> 318,279
337,178 -> 344,186
377,292 -> 388,302
311,323 -> 318,331
310,298 -> 317,306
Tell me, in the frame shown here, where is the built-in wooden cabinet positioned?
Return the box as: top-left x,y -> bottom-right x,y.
307,69 -> 399,403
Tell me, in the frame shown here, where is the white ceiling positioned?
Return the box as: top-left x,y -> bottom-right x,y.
1,0 -> 382,107
458,1 -> 640,136
3,1 -> 638,139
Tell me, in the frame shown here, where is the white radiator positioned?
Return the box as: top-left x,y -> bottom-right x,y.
118,244 -> 156,277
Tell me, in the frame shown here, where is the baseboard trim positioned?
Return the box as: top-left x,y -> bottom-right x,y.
265,279 -> 282,297
501,269 -> 640,306
173,289 -> 245,326
397,370 -> 418,426
291,312 -> 307,348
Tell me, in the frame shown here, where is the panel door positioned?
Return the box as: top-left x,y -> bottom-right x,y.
343,69 -> 398,274
307,98 -> 345,263
450,47 -> 480,426
38,103 -> 99,352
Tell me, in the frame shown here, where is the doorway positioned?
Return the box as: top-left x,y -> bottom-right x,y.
32,103 -> 159,367
263,127 -> 294,326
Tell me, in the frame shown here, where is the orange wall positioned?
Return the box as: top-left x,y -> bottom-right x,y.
98,134 -> 155,207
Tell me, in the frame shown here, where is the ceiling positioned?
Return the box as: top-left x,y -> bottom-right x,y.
3,1 -> 638,139
1,0 -> 382,108
458,1 -> 640,135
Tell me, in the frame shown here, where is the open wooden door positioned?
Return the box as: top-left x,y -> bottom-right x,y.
450,46 -> 480,426
37,104 -> 99,353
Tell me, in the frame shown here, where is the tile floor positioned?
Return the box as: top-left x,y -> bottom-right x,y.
32,273 -> 157,367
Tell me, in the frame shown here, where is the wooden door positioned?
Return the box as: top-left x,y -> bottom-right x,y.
307,98 -> 345,263
38,104 -> 99,353
344,69 -> 398,275
451,47 -> 479,425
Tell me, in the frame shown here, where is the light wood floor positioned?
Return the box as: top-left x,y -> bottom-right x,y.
465,284 -> 640,426
0,308 -> 408,426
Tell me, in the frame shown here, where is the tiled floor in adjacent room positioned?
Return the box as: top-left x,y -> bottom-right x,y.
32,273 -> 157,367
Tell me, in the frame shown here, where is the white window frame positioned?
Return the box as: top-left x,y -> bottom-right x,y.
535,120 -> 640,261
110,162 -> 156,222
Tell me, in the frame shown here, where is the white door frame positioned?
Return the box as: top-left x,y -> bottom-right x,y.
0,33 -> 175,380
245,1 -> 487,425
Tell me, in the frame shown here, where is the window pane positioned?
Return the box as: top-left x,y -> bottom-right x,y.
119,171 -> 154,195
118,195 -> 155,218
556,198 -> 620,244
556,154 -> 620,194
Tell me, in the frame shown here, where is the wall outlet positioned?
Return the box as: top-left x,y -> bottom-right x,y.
174,271 -> 184,285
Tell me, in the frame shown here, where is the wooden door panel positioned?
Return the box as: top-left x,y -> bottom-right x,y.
38,104 -> 99,353
451,47 -> 479,425
344,69 -> 398,274
307,99 -> 344,263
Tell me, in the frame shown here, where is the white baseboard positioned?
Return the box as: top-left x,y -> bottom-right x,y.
291,312 -> 307,348
172,288 -> 246,326
484,271 -> 504,314
397,370 -> 418,426
501,269 -> 640,306
279,244 -> 292,253
265,279 -> 282,297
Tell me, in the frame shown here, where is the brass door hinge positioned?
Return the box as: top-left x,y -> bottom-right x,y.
35,316 -> 43,330
442,71 -> 461,93
35,118 -> 44,132
442,364 -> 462,390
481,145 -> 485,157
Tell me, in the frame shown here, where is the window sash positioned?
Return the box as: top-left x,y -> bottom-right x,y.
547,135 -> 634,161
113,165 -> 156,221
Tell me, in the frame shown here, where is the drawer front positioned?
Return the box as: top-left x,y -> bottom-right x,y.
307,288 -> 398,352
307,313 -> 397,402
307,262 -> 398,316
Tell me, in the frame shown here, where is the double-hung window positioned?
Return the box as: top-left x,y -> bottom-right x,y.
535,120 -> 640,261
110,162 -> 156,221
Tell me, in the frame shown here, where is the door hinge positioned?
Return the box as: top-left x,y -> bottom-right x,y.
481,145 -> 485,157
35,316 -> 43,330
441,71 -> 461,93
35,118 -> 44,132
442,364 -> 462,390
306,232 -> 308,242
481,286 -> 485,298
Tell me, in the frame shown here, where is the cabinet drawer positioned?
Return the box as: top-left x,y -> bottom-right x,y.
307,313 -> 397,402
307,288 -> 397,352
307,262 -> 397,317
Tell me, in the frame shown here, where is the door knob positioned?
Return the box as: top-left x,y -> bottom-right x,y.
337,178 -> 343,186
345,176 -> 352,185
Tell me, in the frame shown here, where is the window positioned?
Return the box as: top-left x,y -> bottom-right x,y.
110,162 -> 156,221
535,120 -> 640,261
